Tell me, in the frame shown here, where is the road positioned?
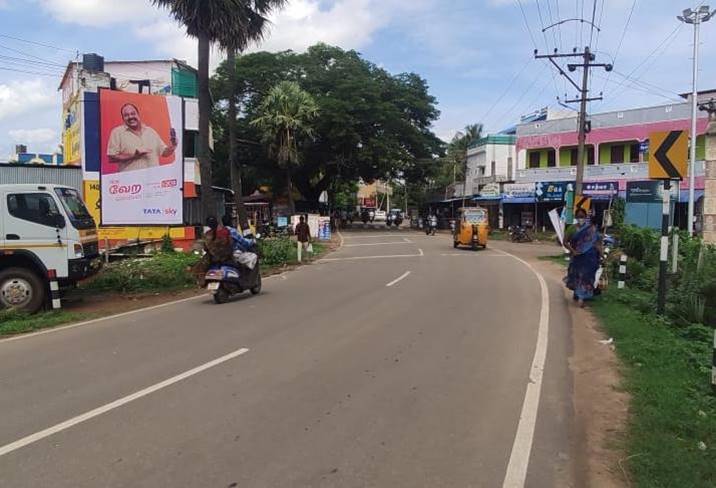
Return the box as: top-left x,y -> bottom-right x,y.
0,227 -> 577,488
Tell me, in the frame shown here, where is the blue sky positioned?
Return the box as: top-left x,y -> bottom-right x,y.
0,0 -> 714,158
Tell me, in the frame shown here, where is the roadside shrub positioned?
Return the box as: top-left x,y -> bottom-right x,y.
160,234 -> 175,254
257,237 -> 297,267
83,252 -> 200,292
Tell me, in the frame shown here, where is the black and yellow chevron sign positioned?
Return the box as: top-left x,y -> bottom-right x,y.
574,195 -> 591,215
649,130 -> 688,180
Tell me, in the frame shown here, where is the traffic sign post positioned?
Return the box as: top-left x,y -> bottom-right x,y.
657,180 -> 672,315
649,130 -> 688,315
573,195 -> 592,216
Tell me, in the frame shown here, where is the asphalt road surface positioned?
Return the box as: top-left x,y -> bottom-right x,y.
0,227 -> 576,488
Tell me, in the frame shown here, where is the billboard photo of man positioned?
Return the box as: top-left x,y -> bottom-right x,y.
107,103 -> 178,172
99,90 -> 184,226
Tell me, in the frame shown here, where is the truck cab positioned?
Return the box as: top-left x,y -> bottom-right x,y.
0,184 -> 100,313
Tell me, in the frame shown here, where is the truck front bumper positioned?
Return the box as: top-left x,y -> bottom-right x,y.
67,256 -> 103,281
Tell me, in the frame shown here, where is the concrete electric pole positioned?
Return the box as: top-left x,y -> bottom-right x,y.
534,47 -> 612,196
678,5 -> 714,235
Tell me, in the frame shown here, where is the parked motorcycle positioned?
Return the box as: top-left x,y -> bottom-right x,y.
386,213 -> 396,227
509,225 -> 533,243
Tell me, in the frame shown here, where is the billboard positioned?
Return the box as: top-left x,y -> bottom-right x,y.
99,90 -> 183,225
62,96 -> 82,166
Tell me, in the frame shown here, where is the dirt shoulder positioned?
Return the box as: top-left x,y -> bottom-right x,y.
538,258 -> 630,488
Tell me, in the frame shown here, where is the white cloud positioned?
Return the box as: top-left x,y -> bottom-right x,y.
37,0 -> 163,26
0,79 -> 58,122
8,128 -> 58,149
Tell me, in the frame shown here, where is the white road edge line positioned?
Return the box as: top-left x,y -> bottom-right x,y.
0,347 -> 250,458
386,271 -> 411,287
496,248 -> 550,488
345,242 -> 412,247
317,252 -> 424,263
340,234 -> 407,239
0,274 -> 283,344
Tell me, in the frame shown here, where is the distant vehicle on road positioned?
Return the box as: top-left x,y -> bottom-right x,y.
373,210 -> 387,221
453,207 -> 489,250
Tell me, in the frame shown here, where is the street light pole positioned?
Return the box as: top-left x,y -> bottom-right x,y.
678,5 -> 714,235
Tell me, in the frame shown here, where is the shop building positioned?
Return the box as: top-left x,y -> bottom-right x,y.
512,96 -> 711,230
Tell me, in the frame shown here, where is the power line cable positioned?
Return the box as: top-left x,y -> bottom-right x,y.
588,0 -> 599,47
0,42 -> 61,65
607,23 -> 683,100
0,66 -> 62,77
515,0 -> 539,49
0,54 -> 66,68
0,34 -> 77,54
600,0 -> 638,94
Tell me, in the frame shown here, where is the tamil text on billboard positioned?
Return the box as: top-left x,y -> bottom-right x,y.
99,90 -> 183,225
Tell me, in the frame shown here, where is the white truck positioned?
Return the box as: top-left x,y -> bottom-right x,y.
0,184 -> 101,313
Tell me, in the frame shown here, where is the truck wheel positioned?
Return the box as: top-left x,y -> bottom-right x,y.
0,268 -> 45,313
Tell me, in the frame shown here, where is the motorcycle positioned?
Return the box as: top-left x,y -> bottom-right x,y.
204,238 -> 262,304
509,225 -> 533,243
425,217 -> 438,236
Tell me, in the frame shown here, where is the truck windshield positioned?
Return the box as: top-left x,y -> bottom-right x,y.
54,188 -> 93,224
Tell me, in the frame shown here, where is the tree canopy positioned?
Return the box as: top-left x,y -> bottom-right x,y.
211,43 -> 444,203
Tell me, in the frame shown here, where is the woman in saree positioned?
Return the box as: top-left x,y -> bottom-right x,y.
564,209 -> 602,307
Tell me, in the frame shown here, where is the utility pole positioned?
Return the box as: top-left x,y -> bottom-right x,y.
535,47 -> 612,197
678,5 -> 714,235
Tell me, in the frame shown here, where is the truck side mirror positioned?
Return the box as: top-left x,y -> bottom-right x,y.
53,214 -> 66,229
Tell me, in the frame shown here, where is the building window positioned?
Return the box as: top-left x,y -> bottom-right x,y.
629,143 -> 640,162
547,149 -> 556,167
570,147 -> 595,165
529,152 -> 541,168
610,144 -> 624,164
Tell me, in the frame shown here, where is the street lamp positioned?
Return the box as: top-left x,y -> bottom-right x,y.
678,5 -> 714,235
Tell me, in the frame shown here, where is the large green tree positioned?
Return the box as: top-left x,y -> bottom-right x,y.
250,81 -> 319,214
211,44 -> 444,206
151,0 -> 286,222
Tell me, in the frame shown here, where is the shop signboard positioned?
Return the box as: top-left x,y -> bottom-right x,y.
479,183 -> 501,198
626,181 -> 678,203
583,181 -> 618,200
502,183 -> 536,199
99,90 -> 184,225
535,181 -> 571,202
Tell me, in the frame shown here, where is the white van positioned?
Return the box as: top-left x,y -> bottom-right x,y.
0,184 -> 100,313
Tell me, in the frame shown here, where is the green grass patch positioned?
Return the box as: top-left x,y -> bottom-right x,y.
592,288 -> 716,487
82,252 -> 201,293
0,309 -> 91,336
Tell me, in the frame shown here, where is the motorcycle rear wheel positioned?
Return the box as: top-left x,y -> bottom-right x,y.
250,274 -> 262,295
213,287 -> 230,304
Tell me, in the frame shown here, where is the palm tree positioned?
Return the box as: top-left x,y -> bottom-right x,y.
448,123 -> 483,206
152,0 -> 286,223
251,81 -> 318,214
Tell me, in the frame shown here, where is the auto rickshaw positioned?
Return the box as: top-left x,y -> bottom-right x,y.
453,207 -> 489,250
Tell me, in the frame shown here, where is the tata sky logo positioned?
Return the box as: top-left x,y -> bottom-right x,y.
161,179 -> 178,188
163,208 -> 178,216
143,208 -> 162,215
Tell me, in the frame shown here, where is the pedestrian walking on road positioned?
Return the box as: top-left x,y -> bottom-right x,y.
295,215 -> 312,262
564,209 -> 602,307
